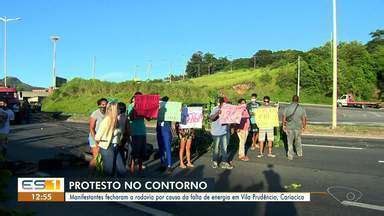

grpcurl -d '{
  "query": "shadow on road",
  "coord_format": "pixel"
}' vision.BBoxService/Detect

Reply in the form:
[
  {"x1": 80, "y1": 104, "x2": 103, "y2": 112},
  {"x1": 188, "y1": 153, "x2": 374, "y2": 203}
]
[{"x1": 263, "y1": 164, "x2": 298, "y2": 216}]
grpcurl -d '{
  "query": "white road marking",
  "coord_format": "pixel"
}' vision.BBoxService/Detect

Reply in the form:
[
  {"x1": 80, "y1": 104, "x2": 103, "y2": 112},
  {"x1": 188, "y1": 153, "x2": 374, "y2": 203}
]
[
  {"x1": 303, "y1": 144, "x2": 363, "y2": 150},
  {"x1": 378, "y1": 161, "x2": 384, "y2": 163},
  {"x1": 341, "y1": 201, "x2": 384, "y2": 211}
]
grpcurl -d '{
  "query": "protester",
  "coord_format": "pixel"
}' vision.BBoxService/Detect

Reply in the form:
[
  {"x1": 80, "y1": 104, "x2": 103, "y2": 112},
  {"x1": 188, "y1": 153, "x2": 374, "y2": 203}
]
[
  {"x1": 0, "y1": 98, "x2": 15, "y2": 157},
  {"x1": 88, "y1": 98, "x2": 108, "y2": 172},
  {"x1": 283, "y1": 95, "x2": 307, "y2": 160},
  {"x1": 157, "y1": 96, "x2": 173, "y2": 174},
  {"x1": 210, "y1": 97, "x2": 233, "y2": 169},
  {"x1": 236, "y1": 99, "x2": 250, "y2": 161},
  {"x1": 95, "y1": 102, "x2": 127, "y2": 177},
  {"x1": 257, "y1": 96, "x2": 276, "y2": 158},
  {"x1": 247, "y1": 93, "x2": 260, "y2": 150},
  {"x1": 176, "y1": 122, "x2": 195, "y2": 169},
  {"x1": 21, "y1": 98, "x2": 31, "y2": 124},
  {"x1": 117, "y1": 102, "x2": 131, "y2": 165},
  {"x1": 127, "y1": 92, "x2": 147, "y2": 174}
]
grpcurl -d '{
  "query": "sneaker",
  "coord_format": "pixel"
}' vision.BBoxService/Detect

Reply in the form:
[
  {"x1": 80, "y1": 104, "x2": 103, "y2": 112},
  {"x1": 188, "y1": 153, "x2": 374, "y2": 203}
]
[
  {"x1": 211, "y1": 162, "x2": 218, "y2": 169},
  {"x1": 287, "y1": 156, "x2": 293, "y2": 160},
  {"x1": 267, "y1": 154, "x2": 276, "y2": 158},
  {"x1": 220, "y1": 162, "x2": 233, "y2": 170},
  {"x1": 226, "y1": 163, "x2": 234, "y2": 170},
  {"x1": 257, "y1": 154, "x2": 264, "y2": 158},
  {"x1": 297, "y1": 153, "x2": 303, "y2": 157}
]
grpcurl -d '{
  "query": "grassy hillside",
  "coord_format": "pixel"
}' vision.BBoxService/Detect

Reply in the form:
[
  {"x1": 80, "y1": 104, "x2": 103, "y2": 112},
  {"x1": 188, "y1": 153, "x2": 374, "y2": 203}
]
[{"x1": 42, "y1": 65, "x2": 331, "y2": 115}]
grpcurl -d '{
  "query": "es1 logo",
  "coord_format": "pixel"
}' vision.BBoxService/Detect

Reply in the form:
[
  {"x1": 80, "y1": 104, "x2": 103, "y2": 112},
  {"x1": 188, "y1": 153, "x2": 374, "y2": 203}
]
[{"x1": 18, "y1": 178, "x2": 64, "y2": 192}]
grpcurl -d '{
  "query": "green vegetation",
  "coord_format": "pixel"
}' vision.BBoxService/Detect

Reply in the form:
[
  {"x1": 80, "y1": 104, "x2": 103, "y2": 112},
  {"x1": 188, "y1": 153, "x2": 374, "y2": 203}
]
[{"x1": 43, "y1": 29, "x2": 384, "y2": 115}]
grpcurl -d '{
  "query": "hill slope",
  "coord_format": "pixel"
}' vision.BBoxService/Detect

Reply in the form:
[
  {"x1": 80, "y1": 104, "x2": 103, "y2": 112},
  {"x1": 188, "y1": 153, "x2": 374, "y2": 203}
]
[
  {"x1": 42, "y1": 65, "x2": 331, "y2": 114},
  {"x1": 0, "y1": 77, "x2": 44, "y2": 91}
]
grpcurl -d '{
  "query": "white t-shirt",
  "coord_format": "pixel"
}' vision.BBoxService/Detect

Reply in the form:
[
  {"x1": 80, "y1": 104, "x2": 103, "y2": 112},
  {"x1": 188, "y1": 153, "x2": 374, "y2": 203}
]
[{"x1": 0, "y1": 108, "x2": 15, "y2": 135}]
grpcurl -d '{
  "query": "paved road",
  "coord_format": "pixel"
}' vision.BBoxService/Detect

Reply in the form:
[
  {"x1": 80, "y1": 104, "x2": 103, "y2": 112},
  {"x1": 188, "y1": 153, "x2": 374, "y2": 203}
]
[
  {"x1": 3, "y1": 121, "x2": 384, "y2": 216},
  {"x1": 278, "y1": 104, "x2": 384, "y2": 126}
]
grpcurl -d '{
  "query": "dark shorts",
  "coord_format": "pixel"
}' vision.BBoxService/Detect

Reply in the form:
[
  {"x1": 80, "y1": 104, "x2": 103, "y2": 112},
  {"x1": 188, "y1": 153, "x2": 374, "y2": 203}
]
[
  {"x1": 131, "y1": 135, "x2": 146, "y2": 159},
  {"x1": 250, "y1": 124, "x2": 259, "y2": 133}
]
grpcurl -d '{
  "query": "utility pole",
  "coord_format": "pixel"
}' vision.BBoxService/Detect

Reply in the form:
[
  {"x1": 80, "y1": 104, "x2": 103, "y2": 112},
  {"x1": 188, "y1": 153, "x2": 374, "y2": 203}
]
[
  {"x1": 51, "y1": 36, "x2": 60, "y2": 89},
  {"x1": 297, "y1": 56, "x2": 301, "y2": 96},
  {"x1": 332, "y1": 0, "x2": 338, "y2": 129},
  {"x1": 134, "y1": 65, "x2": 138, "y2": 81},
  {"x1": 253, "y1": 56, "x2": 256, "y2": 69},
  {"x1": 0, "y1": 16, "x2": 21, "y2": 87},
  {"x1": 146, "y1": 61, "x2": 152, "y2": 80},
  {"x1": 169, "y1": 63, "x2": 173, "y2": 83},
  {"x1": 92, "y1": 56, "x2": 96, "y2": 79}
]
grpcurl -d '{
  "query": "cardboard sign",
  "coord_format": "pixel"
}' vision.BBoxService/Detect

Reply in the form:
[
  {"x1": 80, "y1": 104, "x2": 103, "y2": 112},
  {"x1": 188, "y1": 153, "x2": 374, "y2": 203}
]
[
  {"x1": 180, "y1": 107, "x2": 203, "y2": 129},
  {"x1": 134, "y1": 94, "x2": 160, "y2": 119},
  {"x1": 219, "y1": 104, "x2": 245, "y2": 124},
  {"x1": 163, "y1": 101, "x2": 182, "y2": 122},
  {"x1": 254, "y1": 107, "x2": 279, "y2": 129}
]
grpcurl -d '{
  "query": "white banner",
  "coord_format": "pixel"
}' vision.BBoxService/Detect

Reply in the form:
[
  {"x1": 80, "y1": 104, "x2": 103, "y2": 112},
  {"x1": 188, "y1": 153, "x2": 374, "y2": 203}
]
[
  {"x1": 180, "y1": 107, "x2": 203, "y2": 129},
  {"x1": 65, "y1": 192, "x2": 310, "y2": 202}
]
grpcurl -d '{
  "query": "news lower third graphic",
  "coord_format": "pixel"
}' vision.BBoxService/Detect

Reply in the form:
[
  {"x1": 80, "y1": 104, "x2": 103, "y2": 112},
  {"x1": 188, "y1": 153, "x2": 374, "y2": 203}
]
[
  {"x1": 18, "y1": 178, "x2": 65, "y2": 202},
  {"x1": 17, "y1": 178, "x2": 313, "y2": 202}
]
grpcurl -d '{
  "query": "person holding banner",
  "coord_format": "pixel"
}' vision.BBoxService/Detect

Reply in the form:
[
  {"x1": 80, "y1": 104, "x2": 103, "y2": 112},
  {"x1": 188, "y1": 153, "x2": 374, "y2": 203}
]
[
  {"x1": 127, "y1": 92, "x2": 147, "y2": 174},
  {"x1": 257, "y1": 96, "x2": 277, "y2": 158},
  {"x1": 283, "y1": 95, "x2": 307, "y2": 160},
  {"x1": 236, "y1": 99, "x2": 250, "y2": 161},
  {"x1": 247, "y1": 93, "x2": 260, "y2": 150},
  {"x1": 156, "y1": 96, "x2": 174, "y2": 174},
  {"x1": 209, "y1": 97, "x2": 233, "y2": 170}
]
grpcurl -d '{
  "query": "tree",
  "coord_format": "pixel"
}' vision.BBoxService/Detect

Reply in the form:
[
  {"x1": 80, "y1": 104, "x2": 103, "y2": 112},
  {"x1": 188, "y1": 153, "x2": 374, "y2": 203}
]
[
  {"x1": 253, "y1": 50, "x2": 274, "y2": 67},
  {"x1": 186, "y1": 51, "x2": 203, "y2": 78},
  {"x1": 367, "y1": 29, "x2": 384, "y2": 52},
  {"x1": 338, "y1": 41, "x2": 376, "y2": 99}
]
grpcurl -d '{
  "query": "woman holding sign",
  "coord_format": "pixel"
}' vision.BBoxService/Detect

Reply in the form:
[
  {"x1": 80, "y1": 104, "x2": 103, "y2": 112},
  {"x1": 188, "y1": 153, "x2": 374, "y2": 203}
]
[
  {"x1": 176, "y1": 105, "x2": 195, "y2": 168},
  {"x1": 236, "y1": 99, "x2": 250, "y2": 161},
  {"x1": 127, "y1": 92, "x2": 147, "y2": 175}
]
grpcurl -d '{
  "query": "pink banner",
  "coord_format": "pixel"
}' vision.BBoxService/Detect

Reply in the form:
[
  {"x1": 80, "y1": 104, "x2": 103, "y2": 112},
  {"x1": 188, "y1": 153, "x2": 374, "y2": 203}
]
[
  {"x1": 219, "y1": 104, "x2": 245, "y2": 124},
  {"x1": 134, "y1": 94, "x2": 160, "y2": 119}
]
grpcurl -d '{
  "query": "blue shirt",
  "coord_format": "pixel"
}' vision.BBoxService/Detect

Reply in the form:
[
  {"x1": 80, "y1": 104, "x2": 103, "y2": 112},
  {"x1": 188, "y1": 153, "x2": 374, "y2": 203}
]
[{"x1": 210, "y1": 106, "x2": 228, "y2": 136}]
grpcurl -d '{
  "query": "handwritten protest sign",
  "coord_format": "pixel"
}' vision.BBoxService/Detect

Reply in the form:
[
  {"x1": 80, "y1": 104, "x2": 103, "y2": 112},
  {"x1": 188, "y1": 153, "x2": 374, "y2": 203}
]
[
  {"x1": 180, "y1": 107, "x2": 203, "y2": 129},
  {"x1": 254, "y1": 107, "x2": 279, "y2": 129},
  {"x1": 134, "y1": 94, "x2": 160, "y2": 119},
  {"x1": 163, "y1": 101, "x2": 182, "y2": 122},
  {"x1": 219, "y1": 104, "x2": 245, "y2": 124}
]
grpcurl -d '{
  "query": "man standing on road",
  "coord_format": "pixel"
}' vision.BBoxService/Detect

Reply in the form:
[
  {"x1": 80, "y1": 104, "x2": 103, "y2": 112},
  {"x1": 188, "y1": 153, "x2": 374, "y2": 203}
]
[
  {"x1": 257, "y1": 96, "x2": 276, "y2": 158},
  {"x1": 0, "y1": 98, "x2": 15, "y2": 157},
  {"x1": 283, "y1": 95, "x2": 307, "y2": 160},
  {"x1": 247, "y1": 93, "x2": 260, "y2": 150},
  {"x1": 210, "y1": 97, "x2": 233, "y2": 170},
  {"x1": 88, "y1": 98, "x2": 108, "y2": 172}
]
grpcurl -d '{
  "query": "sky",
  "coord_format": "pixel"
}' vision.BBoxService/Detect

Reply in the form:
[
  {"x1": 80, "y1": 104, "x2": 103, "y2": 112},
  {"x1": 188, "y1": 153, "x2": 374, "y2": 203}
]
[{"x1": 0, "y1": 0, "x2": 383, "y2": 88}]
